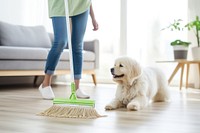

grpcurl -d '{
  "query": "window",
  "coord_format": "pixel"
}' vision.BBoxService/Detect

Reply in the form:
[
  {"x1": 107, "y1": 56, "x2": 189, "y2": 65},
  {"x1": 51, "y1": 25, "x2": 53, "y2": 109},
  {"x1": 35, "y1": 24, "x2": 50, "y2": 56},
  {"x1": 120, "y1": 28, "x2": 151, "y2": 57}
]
[
  {"x1": 85, "y1": 0, "x2": 188, "y2": 84},
  {"x1": 85, "y1": 0, "x2": 120, "y2": 83}
]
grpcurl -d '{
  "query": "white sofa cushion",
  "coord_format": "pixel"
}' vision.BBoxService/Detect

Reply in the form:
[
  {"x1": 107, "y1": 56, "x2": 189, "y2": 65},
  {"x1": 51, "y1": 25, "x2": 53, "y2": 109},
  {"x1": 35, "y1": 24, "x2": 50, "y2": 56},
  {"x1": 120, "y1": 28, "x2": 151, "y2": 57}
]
[
  {"x1": 0, "y1": 46, "x2": 48, "y2": 60},
  {"x1": 0, "y1": 46, "x2": 95, "y2": 62},
  {"x1": 0, "y1": 21, "x2": 51, "y2": 48}
]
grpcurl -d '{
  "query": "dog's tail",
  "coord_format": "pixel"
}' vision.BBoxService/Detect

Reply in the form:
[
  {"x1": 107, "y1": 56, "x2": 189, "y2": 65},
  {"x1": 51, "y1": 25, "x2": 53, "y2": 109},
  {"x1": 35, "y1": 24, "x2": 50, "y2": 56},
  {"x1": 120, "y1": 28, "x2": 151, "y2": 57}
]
[{"x1": 152, "y1": 68, "x2": 170, "y2": 102}]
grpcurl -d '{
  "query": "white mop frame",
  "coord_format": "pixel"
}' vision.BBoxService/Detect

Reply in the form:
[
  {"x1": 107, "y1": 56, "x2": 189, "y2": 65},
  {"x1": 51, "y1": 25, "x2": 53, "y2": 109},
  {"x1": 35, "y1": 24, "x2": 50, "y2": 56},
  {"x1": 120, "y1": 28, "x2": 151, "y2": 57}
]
[{"x1": 64, "y1": 0, "x2": 74, "y2": 82}]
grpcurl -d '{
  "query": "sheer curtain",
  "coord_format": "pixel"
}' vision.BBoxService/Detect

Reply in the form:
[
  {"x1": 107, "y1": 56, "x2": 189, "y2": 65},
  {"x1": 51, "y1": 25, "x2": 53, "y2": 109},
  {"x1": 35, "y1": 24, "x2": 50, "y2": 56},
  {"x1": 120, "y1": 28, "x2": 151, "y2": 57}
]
[
  {"x1": 84, "y1": 0, "x2": 121, "y2": 83},
  {"x1": 126, "y1": 0, "x2": 189, "y2": 86},
  {"x1": 85, "y1": 0, "x2": 190, "y2": 85},
  {"x1": 22, "y1": 0, "x2": 52, "y2": 32},
  {"x1": 0, "y1": 0, "x2": 26, "y2": 24},
  {"x1": 0, "y1": 0, "x2": 51, "y2": 30}
]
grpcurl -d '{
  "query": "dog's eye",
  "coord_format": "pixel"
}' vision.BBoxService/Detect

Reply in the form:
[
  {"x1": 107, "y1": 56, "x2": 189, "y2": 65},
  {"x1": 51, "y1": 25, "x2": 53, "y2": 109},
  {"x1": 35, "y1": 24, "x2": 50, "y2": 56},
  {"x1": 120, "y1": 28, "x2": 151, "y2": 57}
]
[{"x1": 119, "y1": 64, "x2": 123, "y2": 67}]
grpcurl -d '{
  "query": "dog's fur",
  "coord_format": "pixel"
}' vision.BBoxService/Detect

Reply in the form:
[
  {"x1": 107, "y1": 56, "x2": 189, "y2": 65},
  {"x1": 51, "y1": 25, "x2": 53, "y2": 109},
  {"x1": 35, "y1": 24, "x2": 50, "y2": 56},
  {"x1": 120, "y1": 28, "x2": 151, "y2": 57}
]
[{"x1": 105, "y1": 57, "x2": 170, "y2": 111}]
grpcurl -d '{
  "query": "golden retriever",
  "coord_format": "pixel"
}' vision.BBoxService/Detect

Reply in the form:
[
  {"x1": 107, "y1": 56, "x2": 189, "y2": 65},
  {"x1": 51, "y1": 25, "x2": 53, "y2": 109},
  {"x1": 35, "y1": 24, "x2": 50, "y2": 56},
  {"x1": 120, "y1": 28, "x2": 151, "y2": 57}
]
[{"x1": 105, "y1": 56, "x2": 170, "y2": 111}]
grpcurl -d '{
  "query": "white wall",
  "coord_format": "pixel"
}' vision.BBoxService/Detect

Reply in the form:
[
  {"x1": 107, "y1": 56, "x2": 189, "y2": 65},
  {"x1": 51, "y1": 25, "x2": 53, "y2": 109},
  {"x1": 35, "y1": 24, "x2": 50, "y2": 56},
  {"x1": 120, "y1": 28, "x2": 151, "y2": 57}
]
[
  {"x1": 0, "y1": 0, "x2": 25, "y2": 24},
  {"x1": 188, "y1": 0, "x2": 200, "y2": 88},
  {"x1": 0, "y1": 0, "x2": 52, "y2": 31},
  {"x1": 188, "y1": 0, "x2": 200, "y2": 48},
  {"x1": 127, "y1": 0, "x2": 188, "y2": 66}
]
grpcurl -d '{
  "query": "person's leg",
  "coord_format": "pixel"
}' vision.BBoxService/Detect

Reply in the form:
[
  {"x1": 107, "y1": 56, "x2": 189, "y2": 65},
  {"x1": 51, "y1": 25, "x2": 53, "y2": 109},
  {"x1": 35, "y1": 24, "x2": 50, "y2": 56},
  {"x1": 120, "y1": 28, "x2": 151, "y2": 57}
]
[
  {"x1": 71, "y1": 9, "x2": 90, "y2": 98},
  {"x1": 42, "y1": 74, "x2": 52, "y2": 87},
  {"x1": 39, "y1": 17, "x2": 68, "y2": 99},
  {"x1": 44, "y1": 17, "x2": 67, "y2": 77}
]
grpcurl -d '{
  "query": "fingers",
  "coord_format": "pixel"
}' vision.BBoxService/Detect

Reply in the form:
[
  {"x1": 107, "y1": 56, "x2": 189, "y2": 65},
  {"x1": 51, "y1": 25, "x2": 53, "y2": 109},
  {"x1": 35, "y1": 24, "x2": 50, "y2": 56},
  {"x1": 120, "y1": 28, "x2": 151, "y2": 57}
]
[
  {"x1": 93, "y1": 24, "x2": 99, "y2": 31},
  {"x1": 92, "y1": 20, "x2": 99, "y2": 31}
]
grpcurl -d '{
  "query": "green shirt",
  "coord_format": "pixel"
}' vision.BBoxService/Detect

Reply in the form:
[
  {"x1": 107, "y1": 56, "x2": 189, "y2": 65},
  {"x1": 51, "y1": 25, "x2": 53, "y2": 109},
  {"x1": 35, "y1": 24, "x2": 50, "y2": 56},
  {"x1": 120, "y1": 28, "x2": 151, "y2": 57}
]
[{"x1": 48, "y1": 0, "x2": 91, "y2": 17}]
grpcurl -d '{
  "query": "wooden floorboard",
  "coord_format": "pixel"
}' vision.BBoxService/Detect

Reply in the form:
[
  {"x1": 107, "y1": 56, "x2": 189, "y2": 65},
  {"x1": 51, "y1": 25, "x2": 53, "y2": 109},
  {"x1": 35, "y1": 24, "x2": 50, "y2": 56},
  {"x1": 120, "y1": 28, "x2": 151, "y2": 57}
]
[{"x1": 0, "y1": 84, "x2": 200, "y2": 133}]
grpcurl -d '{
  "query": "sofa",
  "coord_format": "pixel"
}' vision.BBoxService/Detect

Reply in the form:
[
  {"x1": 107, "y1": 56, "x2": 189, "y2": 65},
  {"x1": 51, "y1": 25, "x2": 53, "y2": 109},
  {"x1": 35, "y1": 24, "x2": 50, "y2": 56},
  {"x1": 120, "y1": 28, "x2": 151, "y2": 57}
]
[{"x1": 0, "y1": 21, "x2": 99, "y2": 85}]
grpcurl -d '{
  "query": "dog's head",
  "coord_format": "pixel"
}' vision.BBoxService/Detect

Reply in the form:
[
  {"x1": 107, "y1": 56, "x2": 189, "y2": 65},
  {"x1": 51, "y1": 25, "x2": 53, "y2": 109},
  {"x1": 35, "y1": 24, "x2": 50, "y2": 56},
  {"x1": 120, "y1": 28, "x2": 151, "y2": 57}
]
[{"x1": 110, "y1": 57, "x2": 142, "y2": 85}]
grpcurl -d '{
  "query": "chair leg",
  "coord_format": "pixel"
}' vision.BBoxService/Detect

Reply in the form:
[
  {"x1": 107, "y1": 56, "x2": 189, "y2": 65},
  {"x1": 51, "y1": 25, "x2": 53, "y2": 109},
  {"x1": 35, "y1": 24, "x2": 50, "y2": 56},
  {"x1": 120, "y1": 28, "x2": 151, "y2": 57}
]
[
  {"x1": 33, "y1": 76, "x2": 38, "y2": 86},
  {"x1": 91, "y1": 74, "x2": 97, "y2": 86}
]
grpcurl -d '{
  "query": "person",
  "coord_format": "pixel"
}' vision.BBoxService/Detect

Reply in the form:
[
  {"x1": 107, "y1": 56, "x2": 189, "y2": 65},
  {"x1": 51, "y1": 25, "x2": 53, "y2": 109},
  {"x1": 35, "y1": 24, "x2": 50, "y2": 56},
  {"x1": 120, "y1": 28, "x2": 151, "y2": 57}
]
[{"x1": 39, "y1": 0, "x2": 98, "y2": 100}]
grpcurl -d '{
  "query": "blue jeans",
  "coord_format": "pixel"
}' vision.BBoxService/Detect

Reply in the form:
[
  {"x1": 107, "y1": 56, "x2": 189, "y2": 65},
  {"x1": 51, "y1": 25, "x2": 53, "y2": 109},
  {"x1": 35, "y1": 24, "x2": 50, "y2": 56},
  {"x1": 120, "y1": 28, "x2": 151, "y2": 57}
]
[{"x1": 45, "y1": 10, "x2": 89, "y2": 80}]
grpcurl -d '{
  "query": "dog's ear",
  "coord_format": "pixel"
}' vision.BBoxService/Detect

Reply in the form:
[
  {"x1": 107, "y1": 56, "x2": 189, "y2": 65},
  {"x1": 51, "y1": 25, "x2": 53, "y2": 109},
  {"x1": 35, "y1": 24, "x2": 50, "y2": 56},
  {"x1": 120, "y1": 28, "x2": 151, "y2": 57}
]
[{"x1": 127, "y1": 60, "x2": 142, "y2": 85}]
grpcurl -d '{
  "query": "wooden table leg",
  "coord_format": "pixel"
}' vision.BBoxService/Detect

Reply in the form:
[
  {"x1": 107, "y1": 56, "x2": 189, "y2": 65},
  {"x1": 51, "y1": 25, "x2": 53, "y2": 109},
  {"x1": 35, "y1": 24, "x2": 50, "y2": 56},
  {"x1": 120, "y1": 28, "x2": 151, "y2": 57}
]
[
  {"x1": 91, "y1": 74, "x2": 97, "y2": 86},
  {"x1": 180, "y1": 63, "x2": 185, "y2": 90},
  {"x1": 168, "y1": 63, "x2": 182, "y2": 84},
  {"x1": 186, "y1": 63, "x2": 190, "y2": 89},
  {"x1": 199, "y1": 63, "x2": 200, "y2": 80}
]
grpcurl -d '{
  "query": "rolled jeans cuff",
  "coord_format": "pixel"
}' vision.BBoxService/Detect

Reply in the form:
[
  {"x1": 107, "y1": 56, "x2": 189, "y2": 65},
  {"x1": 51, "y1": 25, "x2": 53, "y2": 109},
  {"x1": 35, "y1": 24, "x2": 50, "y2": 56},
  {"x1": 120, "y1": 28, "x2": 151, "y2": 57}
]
[
  {"x1": 45, "y1": 70, "x2": 54, "y2": 75},
  {"x1": 74, "y1": 74, "x2": 81, "y2": 80}
]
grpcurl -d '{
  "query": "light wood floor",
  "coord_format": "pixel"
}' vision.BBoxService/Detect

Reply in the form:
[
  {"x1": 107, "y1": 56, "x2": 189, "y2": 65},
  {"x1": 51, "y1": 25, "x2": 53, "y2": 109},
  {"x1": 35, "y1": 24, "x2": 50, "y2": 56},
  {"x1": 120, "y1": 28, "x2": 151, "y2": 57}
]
[{"x1": 0, "y1": 84, "x2": 200, "y2": 133}]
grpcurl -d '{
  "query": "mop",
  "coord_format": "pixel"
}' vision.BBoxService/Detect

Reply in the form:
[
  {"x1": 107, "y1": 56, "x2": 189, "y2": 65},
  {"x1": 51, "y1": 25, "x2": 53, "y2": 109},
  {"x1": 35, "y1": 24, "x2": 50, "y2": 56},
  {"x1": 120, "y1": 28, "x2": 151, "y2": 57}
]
[{"x1": 38, "y1": 0, "x2": 105, "y2": 119}]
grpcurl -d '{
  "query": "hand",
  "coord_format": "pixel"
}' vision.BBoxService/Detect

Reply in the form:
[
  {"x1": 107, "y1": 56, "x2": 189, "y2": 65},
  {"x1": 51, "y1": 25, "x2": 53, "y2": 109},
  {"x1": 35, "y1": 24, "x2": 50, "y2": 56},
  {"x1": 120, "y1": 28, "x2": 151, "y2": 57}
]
[
  {"x1": 90, "y1": 4, "x2": 99, "y2": 31},
  {"x1": 92, "y1": 19, "x2": 99, "y2": 31}
]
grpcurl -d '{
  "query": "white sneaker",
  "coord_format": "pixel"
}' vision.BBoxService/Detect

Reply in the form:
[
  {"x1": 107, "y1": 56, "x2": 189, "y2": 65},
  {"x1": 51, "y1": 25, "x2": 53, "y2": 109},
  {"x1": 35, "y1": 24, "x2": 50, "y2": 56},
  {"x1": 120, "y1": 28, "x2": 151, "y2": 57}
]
[
  {"x1": 76, "y1": 89, "x2": 90, "y2": 99},
  {"x1": 38, "y1": 84, "x2": 55, "y2": 100}
]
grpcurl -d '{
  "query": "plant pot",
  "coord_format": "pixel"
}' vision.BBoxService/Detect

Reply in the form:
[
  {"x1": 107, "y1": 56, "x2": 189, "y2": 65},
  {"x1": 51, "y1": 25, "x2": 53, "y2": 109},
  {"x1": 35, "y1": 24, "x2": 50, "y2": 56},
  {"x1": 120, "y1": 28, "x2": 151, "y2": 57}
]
[
  {"x1": 191, "y1": 47, "x2": 200, "y2": 60},
  {"x1": 173, "y1": 46, "x2": 188, "y2": 59}
]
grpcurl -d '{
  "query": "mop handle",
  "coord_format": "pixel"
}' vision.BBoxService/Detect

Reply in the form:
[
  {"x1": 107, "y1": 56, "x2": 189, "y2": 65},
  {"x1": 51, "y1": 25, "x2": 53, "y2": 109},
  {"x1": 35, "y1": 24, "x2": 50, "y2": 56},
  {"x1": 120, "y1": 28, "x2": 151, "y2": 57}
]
[{"x1": 64, "y1": 0, "x2": 74, "y2": 82}]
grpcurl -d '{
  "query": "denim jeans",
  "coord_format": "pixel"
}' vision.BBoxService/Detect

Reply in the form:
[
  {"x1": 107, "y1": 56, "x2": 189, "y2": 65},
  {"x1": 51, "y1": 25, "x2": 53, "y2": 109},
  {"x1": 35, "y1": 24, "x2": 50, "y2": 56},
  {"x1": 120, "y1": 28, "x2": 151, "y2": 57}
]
[{"x1": 45, "y1": 9, "x2": 89, "y2": 80}]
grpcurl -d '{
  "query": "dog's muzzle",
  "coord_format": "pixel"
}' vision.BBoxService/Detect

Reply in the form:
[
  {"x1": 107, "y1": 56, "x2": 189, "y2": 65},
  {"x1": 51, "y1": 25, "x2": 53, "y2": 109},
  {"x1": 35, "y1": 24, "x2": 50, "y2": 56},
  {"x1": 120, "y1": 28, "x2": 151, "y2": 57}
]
[{"x1": 110, "y1": 68, "x2": 124, "y2": 78}]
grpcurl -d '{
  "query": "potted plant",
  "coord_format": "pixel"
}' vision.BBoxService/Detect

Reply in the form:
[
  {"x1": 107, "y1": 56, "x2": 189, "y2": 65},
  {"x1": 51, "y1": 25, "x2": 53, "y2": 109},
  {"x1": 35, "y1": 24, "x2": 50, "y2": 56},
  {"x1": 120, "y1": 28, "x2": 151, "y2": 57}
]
[
  {"x1": 162, "y1": 19, "x2": 191, "y2": 59},
  {"x1": 185, "y1": 16, "x2": 200, "y2": 60}
]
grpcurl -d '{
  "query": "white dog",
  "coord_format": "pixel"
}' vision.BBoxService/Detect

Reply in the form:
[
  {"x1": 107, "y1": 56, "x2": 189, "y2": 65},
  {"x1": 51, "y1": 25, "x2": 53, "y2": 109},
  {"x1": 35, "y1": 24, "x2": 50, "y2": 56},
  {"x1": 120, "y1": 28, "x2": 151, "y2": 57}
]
[{"x1": 105, "y1": 57, "x2": 170, "y2": 111}]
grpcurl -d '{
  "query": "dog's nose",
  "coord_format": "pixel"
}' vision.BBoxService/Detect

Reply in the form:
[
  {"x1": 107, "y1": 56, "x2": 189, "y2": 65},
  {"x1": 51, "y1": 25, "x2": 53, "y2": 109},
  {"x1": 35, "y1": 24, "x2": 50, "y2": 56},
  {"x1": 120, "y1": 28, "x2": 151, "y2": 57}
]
[{"x1": 110, "y1": 68, "x2": 114, "y2": 75}]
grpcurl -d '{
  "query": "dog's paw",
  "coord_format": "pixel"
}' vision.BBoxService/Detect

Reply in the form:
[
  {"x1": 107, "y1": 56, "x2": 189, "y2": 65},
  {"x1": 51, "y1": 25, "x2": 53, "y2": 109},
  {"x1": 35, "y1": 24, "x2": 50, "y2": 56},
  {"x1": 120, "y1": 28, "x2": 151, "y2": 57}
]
[
  {"x1": 127, "y1": 102, "x2": 140, "y2": 111},
  {"x1": 105, "y1": 104, "x2": 115, "y2": 110}
]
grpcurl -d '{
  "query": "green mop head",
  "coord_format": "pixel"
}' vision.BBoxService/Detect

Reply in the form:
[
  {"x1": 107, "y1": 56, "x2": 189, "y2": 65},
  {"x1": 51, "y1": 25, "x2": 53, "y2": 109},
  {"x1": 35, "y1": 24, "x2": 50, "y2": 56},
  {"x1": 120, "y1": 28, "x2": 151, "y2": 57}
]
[{"x1": 38, "y1": 83, "x2": 106, "y2": 119}]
